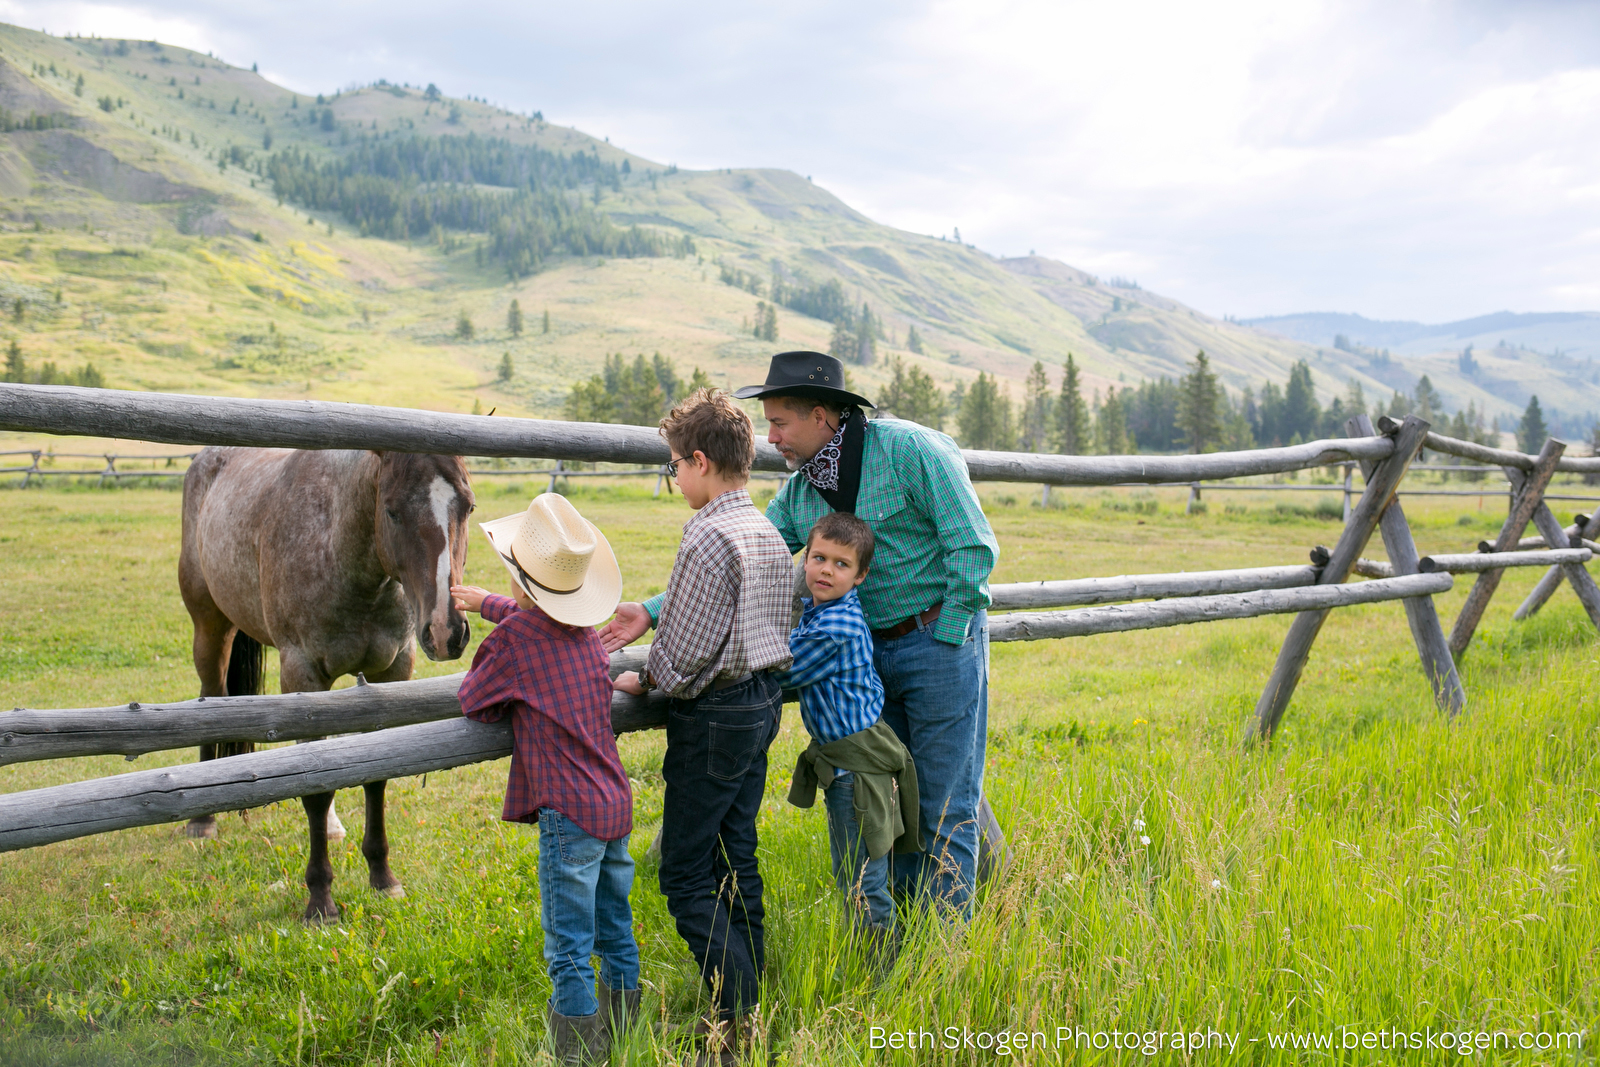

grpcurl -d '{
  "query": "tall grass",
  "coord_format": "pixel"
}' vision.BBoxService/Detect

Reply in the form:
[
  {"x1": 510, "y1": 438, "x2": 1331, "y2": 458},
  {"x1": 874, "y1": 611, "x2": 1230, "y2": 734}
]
[{"x1": 0, "y1": 485, "x2": 1594, "y2": 1064}]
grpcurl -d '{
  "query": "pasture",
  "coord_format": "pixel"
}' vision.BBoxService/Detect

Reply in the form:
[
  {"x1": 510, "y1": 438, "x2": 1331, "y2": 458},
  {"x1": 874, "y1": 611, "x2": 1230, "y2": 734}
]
[{"x1": 1, "y1": 478, "x2": 1595, "y2": 1065}]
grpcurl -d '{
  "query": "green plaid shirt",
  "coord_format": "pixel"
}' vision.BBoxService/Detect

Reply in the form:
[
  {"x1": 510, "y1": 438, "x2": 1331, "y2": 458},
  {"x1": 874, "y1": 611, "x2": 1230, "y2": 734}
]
[{"x1": 766, "y1": 417, "x2": 998, "y2": 645}]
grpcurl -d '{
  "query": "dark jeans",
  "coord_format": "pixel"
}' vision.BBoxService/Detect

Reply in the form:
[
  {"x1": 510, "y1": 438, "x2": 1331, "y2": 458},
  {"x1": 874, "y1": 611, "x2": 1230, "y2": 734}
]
[
  {"x1": 659, "y1": 672, "x2": 782, "y2": 1019},
  {"x1": 875, "y1": 609, "x2": 988, "y2": 920}
]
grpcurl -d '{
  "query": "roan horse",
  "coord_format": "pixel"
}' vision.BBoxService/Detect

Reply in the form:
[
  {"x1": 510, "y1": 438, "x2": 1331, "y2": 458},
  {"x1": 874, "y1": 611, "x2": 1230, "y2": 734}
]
[{"x1": 179, "y1": 447, "x2": 475, "y2": 921}]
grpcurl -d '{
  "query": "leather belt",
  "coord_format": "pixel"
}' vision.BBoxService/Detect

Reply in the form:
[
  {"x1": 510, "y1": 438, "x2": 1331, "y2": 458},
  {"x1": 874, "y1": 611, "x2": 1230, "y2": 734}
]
[
  {"x1": 871, "y1": 603, "x2": 941, "y2": 642},
  {"x1": 710, "y1": 671, "x2": 754, "y2": 692}
]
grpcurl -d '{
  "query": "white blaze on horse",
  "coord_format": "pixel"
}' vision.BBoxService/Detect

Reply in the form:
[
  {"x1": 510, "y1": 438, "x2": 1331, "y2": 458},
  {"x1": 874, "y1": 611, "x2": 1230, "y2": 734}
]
[{"x1": 178, "y1": 447, "x2": 475, "y2": 922}]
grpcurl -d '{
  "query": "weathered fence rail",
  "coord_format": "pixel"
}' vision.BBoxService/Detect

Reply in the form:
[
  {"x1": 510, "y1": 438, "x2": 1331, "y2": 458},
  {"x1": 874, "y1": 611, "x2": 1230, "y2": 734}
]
[{"x1": 0, "y1": 384, "x2": 1399, "y2": 485}]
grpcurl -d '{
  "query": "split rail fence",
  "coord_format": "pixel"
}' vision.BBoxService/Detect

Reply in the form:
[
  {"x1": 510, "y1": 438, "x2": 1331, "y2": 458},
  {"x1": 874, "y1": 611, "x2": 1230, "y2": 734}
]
[{"x1": 2, "y1": 385, "x2": 1598, "y2": 855}]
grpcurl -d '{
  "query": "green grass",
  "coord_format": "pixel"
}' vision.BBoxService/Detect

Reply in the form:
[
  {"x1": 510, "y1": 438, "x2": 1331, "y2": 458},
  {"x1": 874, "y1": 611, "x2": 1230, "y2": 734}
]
[{"x1": 0, "y1": 484, "x2": 1596, "y2": 1064}]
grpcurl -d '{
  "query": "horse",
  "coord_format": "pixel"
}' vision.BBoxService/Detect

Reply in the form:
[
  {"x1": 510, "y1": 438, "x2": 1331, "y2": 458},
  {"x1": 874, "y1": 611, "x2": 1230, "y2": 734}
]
[{"x1": 178, "y1": 447, "x2": 475, "y2": 922}]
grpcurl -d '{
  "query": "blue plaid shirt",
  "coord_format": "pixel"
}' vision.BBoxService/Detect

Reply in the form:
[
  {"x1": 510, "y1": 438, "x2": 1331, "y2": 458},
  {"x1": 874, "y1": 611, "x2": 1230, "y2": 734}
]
[{"x1": 776, "y1": 590, "x2": 884, "y2": 744}]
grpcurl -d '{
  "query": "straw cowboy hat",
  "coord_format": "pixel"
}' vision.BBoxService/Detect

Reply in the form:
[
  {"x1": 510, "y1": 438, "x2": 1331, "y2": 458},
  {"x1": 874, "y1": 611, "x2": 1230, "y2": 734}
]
[{"x1": 479, "y1": 493, "x2": 622, "y2": 627}]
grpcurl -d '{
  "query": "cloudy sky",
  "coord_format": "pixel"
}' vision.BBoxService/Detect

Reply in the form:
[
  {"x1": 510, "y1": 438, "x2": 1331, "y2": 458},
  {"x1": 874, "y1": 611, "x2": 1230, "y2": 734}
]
[{"x1": 4, "y1": 0, "x2": 1597, "y2": 323}]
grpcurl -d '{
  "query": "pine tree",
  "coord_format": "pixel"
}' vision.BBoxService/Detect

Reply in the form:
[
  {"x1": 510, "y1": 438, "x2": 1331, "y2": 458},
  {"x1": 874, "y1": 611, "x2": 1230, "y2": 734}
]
[
  {"x1": 1518, "y1": 395, "x2": 1549, "y2": 453},
  {"x1": 752, "y1": 301, "x2": 778, "y2": 342},
  {"x1": 958, "y1": 372, "x2": 1012, "y2": 450},
  {"x1": 1175, "y1": 350, "x2": 1222, "y2": 453},
  {"x1": 1283, "y1": 360, "x2": 1319, "y2": 442},
  {"x1": 1054, "y1": 353, "x2": 1090, "y2": 454},
  {"x1": 1096, "y1": 388, "x2": 1129, "y2": 455},
  {"x1": 854, "y1": 303, "x2": 877, "y2": 366},
  {"x1": 877, "y1": 356, "x2": 946, "y2": 429},
  {"x1": 542, "y1": 309, "x2": 551, "y2": 334},
  {"x1": 906, "y1": 325, "x2": 924, "y2": 354},
  {"x1": 498, "y1": 352, "x2": 513, "y2": 382},
  {"x1": 828, "y1": 320, "x2": 853, "y2": 363},
  {"x1": 1412, "y1": 374, "x2": 1444, "y2": 423},
  {"x1": 1019, "y1": 361, "x2": 1052, "y2": 452},
  {"x1": 507, "y1": 299, "x2": 523, "y2": 337},
  {"x1": 4, "y1": 340, "x2": 23, "y2": 382},
  {"x1": 1344, "y1": 378, "x2": 1367, "y2": 423},
  {"x1": 454, "y1": 310, "x2": 474, "y2": 340},
  {"x1": 686, "y1": 366, "x2": 714, "y2": 393},
  {"x1": 564, "y1": 375, "x2": 613, "y2": 422}
]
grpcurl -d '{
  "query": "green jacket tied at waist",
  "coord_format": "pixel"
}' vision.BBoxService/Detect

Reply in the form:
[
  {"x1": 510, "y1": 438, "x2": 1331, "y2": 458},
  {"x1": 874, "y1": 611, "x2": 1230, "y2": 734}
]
[{"x1": 787, "y1": 720, "x2": 923, "y2": 860}]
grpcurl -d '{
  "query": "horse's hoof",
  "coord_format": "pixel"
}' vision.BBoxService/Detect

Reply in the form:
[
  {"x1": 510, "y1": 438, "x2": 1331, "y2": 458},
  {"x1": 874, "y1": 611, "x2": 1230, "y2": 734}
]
[
  {"x1": 326, "y1": 828, "x2": 347, "y2": 842},
  {"x1": 183, "y1": 819, "x2": 217, "y2": 840},
  {"x1": 376, "y1": 884, "x2": 406, "y2": 900},
  {"x1": 302, "y1": 903, "x2": 341, "y2": 925}
]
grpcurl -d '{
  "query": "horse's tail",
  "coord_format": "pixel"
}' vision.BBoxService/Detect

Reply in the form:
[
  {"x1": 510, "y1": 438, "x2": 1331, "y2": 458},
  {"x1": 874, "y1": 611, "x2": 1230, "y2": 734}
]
[
  {"x1": 227, "y1": 631, "x2": 264, "y2": 696},
  {"x1": 218, "y1": 631, "x2": 263, "y2": 759}
]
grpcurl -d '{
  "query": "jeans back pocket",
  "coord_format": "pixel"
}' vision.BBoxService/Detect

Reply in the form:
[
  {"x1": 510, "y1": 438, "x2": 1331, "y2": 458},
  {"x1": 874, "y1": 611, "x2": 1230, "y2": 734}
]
[{"x1": 707, "y1": 718, "x2": 766, "y2": 782}]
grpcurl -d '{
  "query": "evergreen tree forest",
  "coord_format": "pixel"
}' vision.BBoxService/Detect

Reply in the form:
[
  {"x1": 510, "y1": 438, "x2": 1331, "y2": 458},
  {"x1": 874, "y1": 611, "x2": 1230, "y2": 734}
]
[
  {"x1": 564, "y1": 353, "x2": 712, "y2": 426},
  {"x1": 266, "y1": 134, "x2": 694, "y2": 278}
]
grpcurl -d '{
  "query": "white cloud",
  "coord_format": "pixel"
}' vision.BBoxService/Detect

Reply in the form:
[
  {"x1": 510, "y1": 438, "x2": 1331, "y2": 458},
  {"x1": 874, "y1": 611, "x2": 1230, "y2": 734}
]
[{"x1": 1, "y1": 0, "x2": 1596, "y2": 322}]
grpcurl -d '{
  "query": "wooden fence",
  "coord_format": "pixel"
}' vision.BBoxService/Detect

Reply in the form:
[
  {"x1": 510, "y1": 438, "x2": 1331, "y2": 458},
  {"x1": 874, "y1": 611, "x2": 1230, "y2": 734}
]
[{"x1": 2, "y1": 385, "x2": 1597, "y2": 854}]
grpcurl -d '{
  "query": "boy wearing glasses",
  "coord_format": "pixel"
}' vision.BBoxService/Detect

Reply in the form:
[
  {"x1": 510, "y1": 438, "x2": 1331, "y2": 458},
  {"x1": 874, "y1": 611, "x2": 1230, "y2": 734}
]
[{"x1": 602, "y1": 388, "x2": 793, "y2": 1064}]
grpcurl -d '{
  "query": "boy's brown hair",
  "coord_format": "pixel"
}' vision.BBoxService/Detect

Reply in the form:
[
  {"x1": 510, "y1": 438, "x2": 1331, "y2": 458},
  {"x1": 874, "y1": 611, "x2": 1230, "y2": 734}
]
[
  {"x1": 806, "y1": 511, "x2": 875, "y2": 574},
  {"x1": 660, "y1": 388, "x2": 755, "y2": 478}
]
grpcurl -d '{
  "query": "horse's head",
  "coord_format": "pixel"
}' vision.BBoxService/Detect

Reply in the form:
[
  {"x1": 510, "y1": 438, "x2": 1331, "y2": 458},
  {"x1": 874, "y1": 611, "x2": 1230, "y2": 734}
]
[{"x1": 373, "y1": 452, "x2": 475, "y2": 661}]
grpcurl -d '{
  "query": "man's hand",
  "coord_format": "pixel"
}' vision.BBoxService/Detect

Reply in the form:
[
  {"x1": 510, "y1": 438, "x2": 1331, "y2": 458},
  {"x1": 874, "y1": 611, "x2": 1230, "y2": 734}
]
[
  {"x1": 612, "y1": 671, "x2": 646, "y2": 696},
  {"x1": 450, "y1": 584, "x2": 491, "y2": 614},
  {"x1": 599, "y1": 602, "x2": 651, "y2": 652}
]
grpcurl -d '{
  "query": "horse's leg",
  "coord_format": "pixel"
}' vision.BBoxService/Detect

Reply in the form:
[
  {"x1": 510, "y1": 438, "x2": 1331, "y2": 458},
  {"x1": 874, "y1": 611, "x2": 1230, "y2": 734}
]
[
  {"x1": 361, "y1": 781, "x2": 403, "y2": 898},
  {"x1": 300, "y1": 791, "x2": 338, "y2": 923},
  {"x1": 281, "y1": 649, "x2": 341, "y2": 922},
  {"x1": 359, "y1": 648, "x2": 414, "y2": 899},
  {"x1": 183, "y1": 612, "x2": 232, "y2": 840}
]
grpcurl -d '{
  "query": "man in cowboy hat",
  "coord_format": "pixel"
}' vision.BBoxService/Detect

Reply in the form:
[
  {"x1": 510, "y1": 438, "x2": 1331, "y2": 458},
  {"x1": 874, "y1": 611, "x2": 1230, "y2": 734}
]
[
  {"x1": 450, "y1": 493, "x2": 638, "y2": 1066},
  {"x1": 739, "y1": 350, "x2": 998, "y2": 920}
]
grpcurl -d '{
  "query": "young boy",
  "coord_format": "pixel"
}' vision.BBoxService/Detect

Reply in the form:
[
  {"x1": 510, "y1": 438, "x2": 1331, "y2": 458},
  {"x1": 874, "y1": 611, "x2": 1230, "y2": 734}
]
[
  {"x1": 601, "y1": 388, "x2": 793, "y2": 1063},
  {"x1": 449, "y1": 491, "x2": 638, "y2": 1067},
  {"x1": 781, "y1": 512, "x2": 921, "y2": 969}
]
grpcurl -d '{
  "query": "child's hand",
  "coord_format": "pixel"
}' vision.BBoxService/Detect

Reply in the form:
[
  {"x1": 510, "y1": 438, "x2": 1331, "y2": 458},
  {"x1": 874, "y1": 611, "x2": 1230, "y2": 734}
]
[
  {"x1": 450, "y1": 585, "x2": 491, "y2": 614},
  {"x1": 612, "y1": 671, "x2": 646, "y2": 696}
]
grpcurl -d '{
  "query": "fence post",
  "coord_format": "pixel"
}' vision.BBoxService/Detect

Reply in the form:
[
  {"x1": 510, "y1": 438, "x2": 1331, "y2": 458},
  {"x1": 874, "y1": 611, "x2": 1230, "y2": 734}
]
[
  {"x1": 547, "y1": 459, "x2": 564, "y2": 495},
  {"x1": 1342, "y1": 463, "x2": 1354, "y2": 522},
  {"x1": 1514, "y1": 468, "x2": 1600, "y2": 632},
  {"x1": 1447, "y1": 438, "x2": 1564, "y2": 657},
  {"x1": 1514, "y1": 509, "x2": 1600, "y2": 621},
  {"x1": 1041, "y1": 483, "x2": 1051, "y2": 508},
  {"x1": 1245, "y1": 414, "x2": 1430, "y2": 745},
  {"x1": 1185, "y1": 481, "x2": 1200, "y2": 514},
  {"x1": 21, "y1": 450, "x2": 39, "y2": 488},
  {"x1": 1349, "y1": 415, "x2": 1465, "y2": 717},
  {"x1": 98, "y1": 453, "x2": 116, "y2": 489},
  {"x1": 653, "y1": 465, "x2": 665, "y2": 499}
]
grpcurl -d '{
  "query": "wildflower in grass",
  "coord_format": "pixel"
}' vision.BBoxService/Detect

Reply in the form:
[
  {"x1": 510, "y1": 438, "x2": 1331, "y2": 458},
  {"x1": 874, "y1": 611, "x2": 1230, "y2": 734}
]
[
  {"x1": 1140, "y1": 835, "x2": 1151, "y2": 846},
  {"x1": 1132, "y1": 817, "x2": 1146, "y2": 831}
]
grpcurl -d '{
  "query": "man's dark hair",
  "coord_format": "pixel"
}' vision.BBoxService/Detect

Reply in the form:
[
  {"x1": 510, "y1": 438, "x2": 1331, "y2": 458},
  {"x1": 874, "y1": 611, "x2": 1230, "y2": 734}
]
[
  {"x1": 806, "y1": 511, "x2": 875, "y2": 573},
  {"x1": 772, "y1": 393, "x2": 843, "y2": 420},
  {"x1": 659, "y1": 387, "x2": 754, "y2": 478}
]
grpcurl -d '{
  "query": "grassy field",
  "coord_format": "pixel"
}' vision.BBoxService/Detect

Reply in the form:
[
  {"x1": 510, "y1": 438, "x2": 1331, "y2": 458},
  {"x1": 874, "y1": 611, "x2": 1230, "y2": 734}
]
[{"x1": 0, "y1": 480, "x2": 1596, "y2": 1064}]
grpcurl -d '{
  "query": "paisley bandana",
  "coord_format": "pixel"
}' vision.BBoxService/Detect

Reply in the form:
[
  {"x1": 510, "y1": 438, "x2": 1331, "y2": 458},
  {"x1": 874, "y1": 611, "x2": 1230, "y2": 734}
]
[{"x1": 798, "y1": 407, "x2": 856, "y2": 492}]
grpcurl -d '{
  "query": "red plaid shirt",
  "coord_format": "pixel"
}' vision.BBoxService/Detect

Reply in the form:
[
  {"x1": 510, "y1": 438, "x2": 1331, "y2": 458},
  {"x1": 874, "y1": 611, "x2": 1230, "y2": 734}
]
[{"x1": 458, "y1": 594, "x2": 632, "y2": 841}]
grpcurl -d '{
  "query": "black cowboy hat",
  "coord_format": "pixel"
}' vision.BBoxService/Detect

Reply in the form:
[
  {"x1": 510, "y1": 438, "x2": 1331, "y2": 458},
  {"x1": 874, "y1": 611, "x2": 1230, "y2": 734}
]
[{"x1": 733, "y1": 351, "x2": 875, "y2": 409}]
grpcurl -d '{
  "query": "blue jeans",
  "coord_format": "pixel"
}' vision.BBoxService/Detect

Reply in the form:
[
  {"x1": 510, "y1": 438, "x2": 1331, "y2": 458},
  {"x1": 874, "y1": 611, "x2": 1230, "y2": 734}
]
[
  {"x1": 874, "y1": 609, "x2": 988, "y2": 920},
  {"x1": 822, "y1": 770, "x2": 895, "y2": 928},
  {"x1": 537, "y1": 808, "x2": 640, "y2": 1018}
]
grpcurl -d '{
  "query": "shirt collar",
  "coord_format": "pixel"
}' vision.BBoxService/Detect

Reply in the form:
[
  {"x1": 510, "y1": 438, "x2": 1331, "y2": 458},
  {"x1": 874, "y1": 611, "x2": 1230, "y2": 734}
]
[
  {"x1": 684, "y1": 487, "x2": 752, "y2": 532},
  {"x1": 801, "y1": 588, "x2": 859, "y2": 617}
]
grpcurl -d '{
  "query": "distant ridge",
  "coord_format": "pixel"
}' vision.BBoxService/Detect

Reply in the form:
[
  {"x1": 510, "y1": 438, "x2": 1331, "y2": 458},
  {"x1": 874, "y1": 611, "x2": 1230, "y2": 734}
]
[{"x1": 1245, "y1": 310, "x2": 1600, "y2": 359}]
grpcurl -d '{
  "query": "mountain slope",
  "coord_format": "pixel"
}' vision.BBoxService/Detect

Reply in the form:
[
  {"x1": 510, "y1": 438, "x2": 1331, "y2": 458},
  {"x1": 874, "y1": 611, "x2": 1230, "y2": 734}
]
[{"x1": 0, "y1": 22, "x2": 1585, "y2": 448}]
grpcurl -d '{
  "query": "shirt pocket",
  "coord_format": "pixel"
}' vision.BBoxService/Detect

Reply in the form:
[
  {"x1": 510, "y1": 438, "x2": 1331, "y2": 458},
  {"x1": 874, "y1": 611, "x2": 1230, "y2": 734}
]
[{"x1": 856, "y1": 486, "x2": 909, "y2": 526}]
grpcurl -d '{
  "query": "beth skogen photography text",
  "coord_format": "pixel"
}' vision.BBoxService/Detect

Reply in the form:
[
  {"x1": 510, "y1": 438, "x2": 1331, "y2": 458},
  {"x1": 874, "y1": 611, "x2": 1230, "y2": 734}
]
[{"x1": 0, "y1": 2, "x2": 1595, "y2": 1064}]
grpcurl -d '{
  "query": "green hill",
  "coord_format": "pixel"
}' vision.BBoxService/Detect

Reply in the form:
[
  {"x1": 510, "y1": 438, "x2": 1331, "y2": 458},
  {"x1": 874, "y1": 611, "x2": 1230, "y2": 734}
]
[{"x1": 0, "y1": 23, "x2": 1568, "y2": 453}]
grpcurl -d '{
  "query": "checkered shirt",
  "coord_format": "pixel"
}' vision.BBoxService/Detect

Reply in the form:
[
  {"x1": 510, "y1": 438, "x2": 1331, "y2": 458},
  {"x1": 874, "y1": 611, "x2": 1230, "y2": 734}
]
[
  {"x1": 458, "y1": 593, "x2": 632, "y2": 841},
  {"x1": 777, "y1": 590, "x2": 885, "y2": 744},
  {"x1": 644, "y1": 488, "x2": 795, "y2": 698}
]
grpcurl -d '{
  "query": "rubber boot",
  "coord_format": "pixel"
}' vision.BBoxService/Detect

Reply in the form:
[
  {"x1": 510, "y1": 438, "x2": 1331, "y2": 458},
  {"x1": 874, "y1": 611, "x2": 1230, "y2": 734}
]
[
  {"x1": 547, "y1": 1004, "x2": 609, "y2": 1066},
  {"x1": 598, "y1": 976, "x2": 642, "y2": 1037}
]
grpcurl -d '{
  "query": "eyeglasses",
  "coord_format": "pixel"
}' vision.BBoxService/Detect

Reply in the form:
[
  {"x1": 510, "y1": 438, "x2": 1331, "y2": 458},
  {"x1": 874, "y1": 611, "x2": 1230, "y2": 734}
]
[{"x1": 664, "y1": 455, "x2": 688, "y2": 478}]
